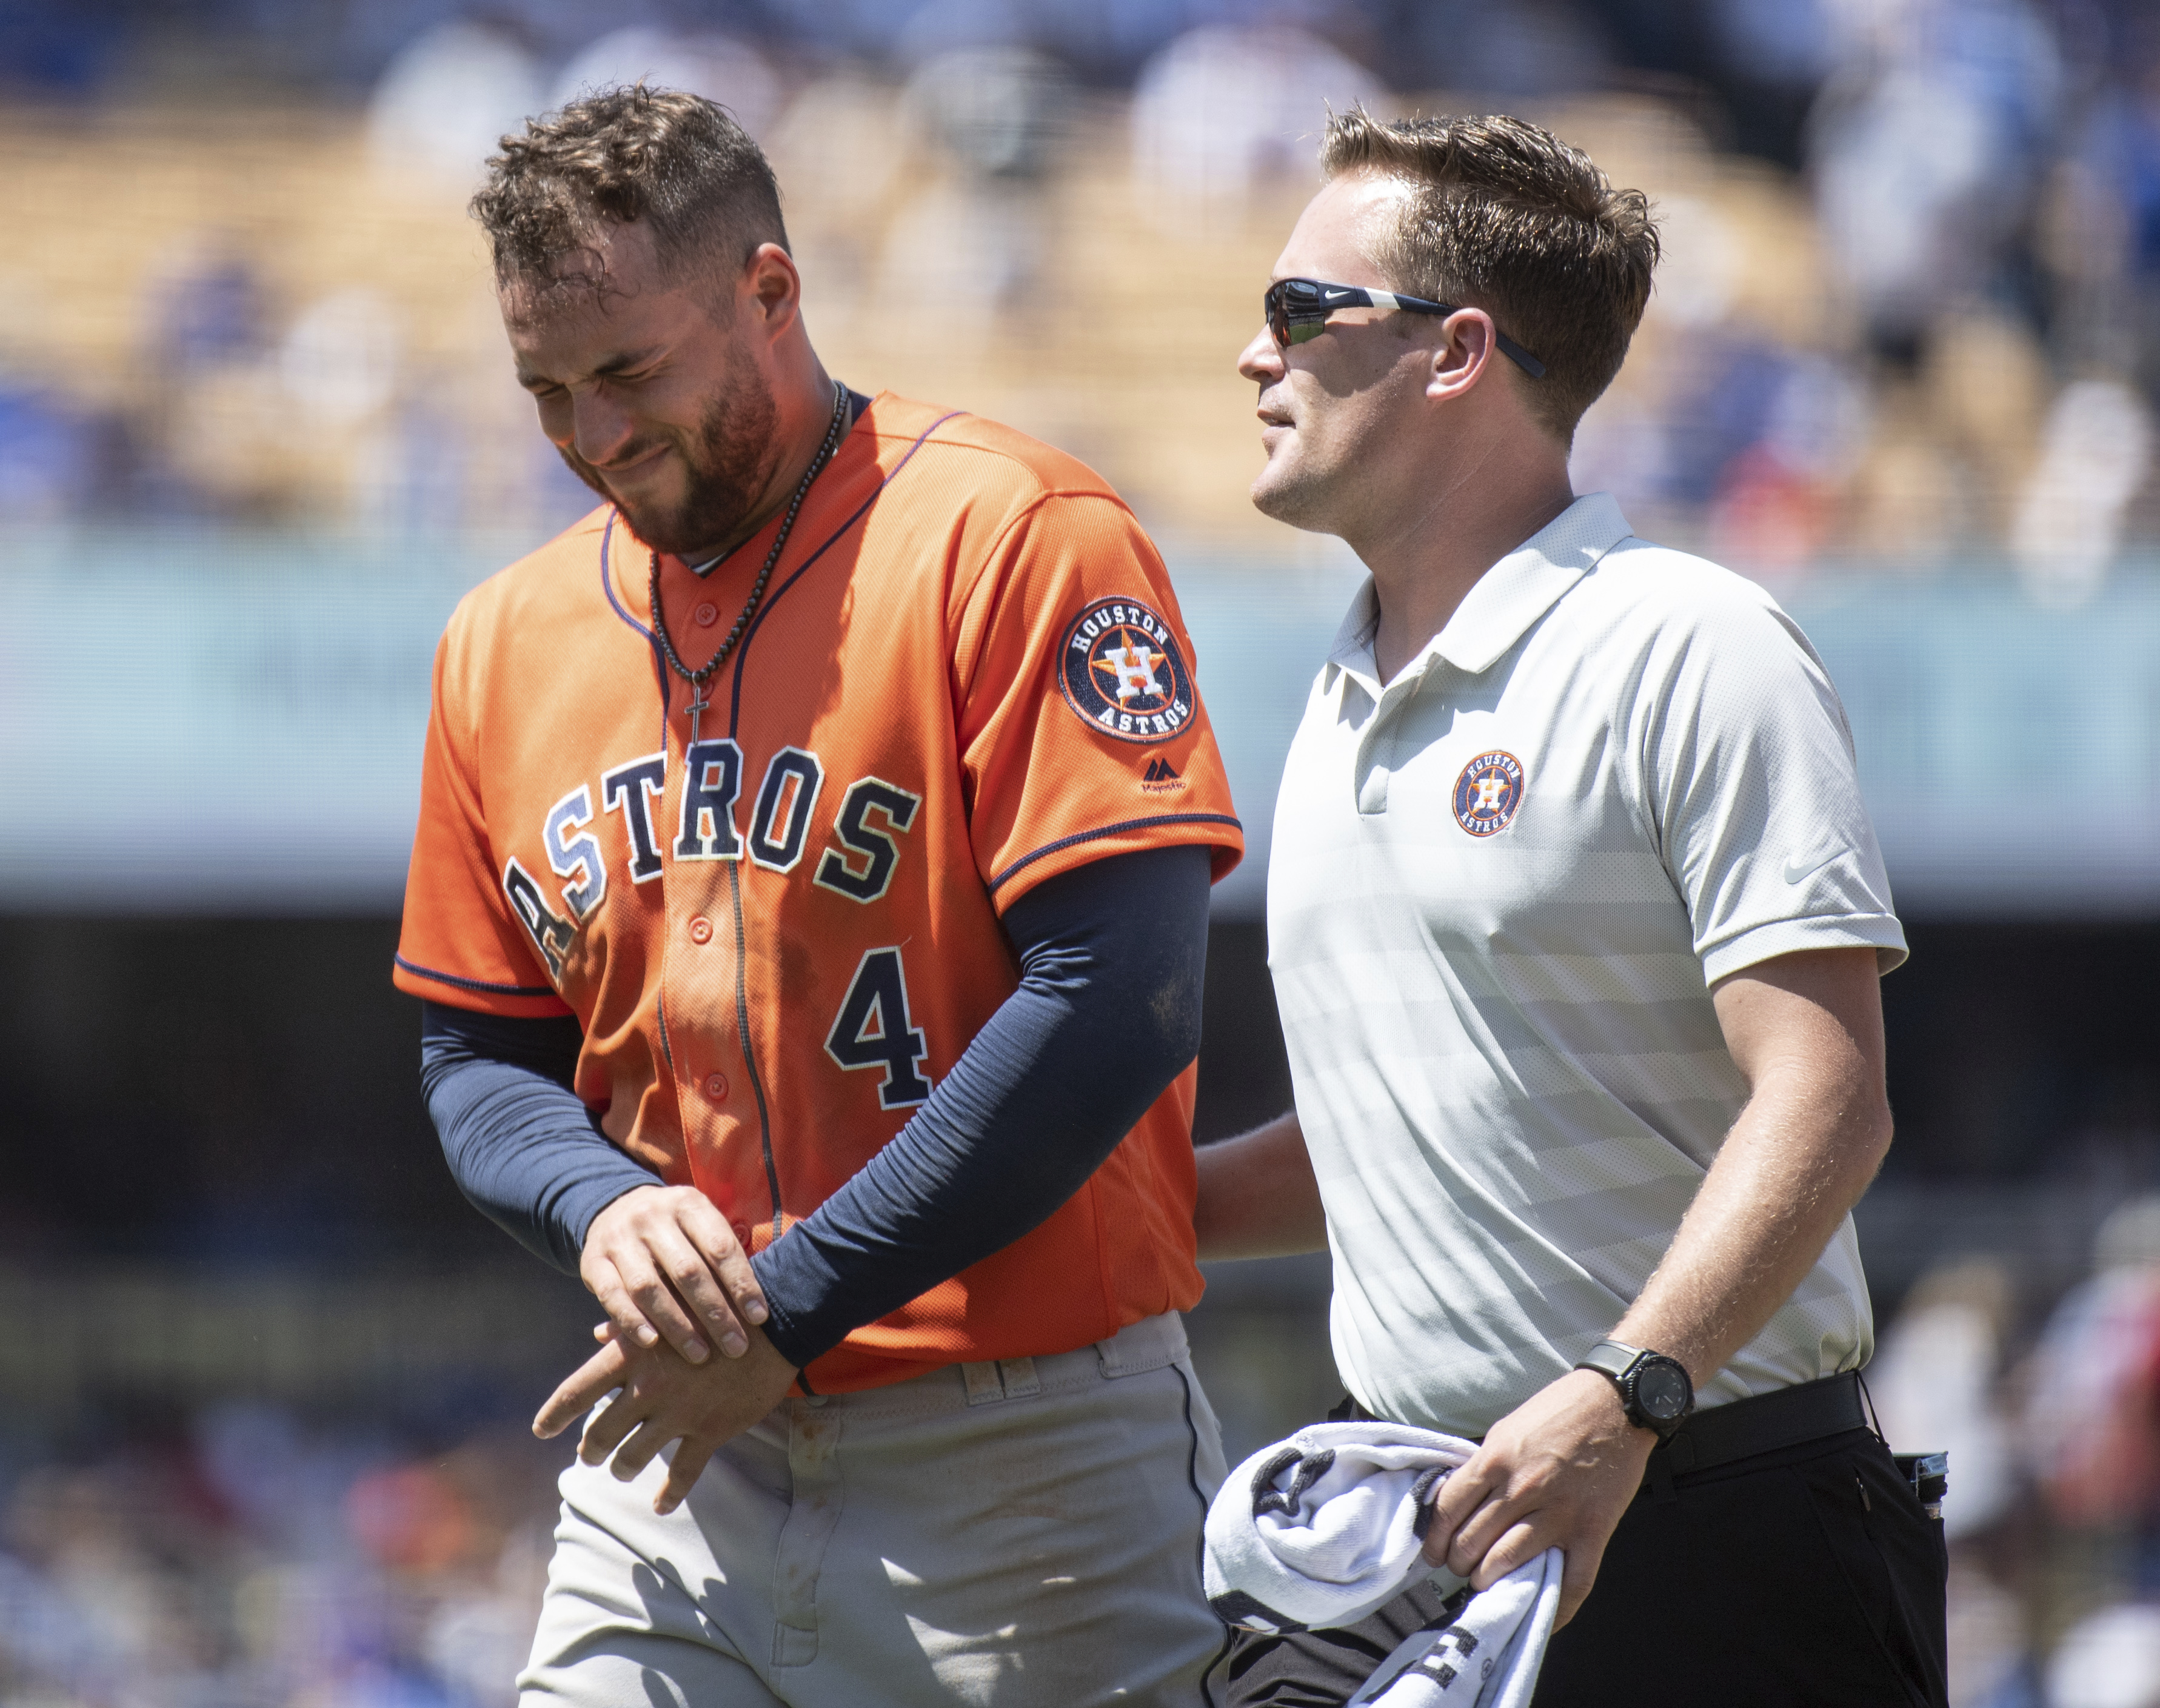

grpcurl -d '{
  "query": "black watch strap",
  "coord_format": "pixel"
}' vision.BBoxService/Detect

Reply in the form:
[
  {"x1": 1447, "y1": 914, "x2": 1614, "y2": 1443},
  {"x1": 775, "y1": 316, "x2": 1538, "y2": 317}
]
[{"x1": 1576, "y1": 1339, "x2": 1640, "y2": 1387}]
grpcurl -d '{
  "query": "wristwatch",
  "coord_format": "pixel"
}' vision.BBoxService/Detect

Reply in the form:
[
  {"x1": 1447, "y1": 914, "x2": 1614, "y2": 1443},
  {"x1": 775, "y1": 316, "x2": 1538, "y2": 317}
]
[{"x1": 1574, "y1": 1339, "x2": 1694, "y2": 1439}]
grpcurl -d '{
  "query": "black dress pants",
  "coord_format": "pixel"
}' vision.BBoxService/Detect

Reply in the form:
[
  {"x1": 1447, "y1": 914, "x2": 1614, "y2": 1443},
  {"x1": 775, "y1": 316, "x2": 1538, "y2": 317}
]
[{"x1": 1220, "y1": 1427, "x2": 1948, "y2": 1707}]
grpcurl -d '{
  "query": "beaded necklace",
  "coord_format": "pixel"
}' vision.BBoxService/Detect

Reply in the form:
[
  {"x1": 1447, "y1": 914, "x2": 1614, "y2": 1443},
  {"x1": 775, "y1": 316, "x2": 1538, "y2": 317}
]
[{"x1": 647, "y1": 380, "x2": 849, "y2": 744}]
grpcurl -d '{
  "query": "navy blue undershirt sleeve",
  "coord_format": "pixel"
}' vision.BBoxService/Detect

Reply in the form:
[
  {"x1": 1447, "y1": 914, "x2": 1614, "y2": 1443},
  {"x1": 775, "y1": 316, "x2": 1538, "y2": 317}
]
[
  {"x1": 751, "y1": 842, "x2": 1211, "y2": 1367},
  {"x1": 420, "y1": 1004, "x2": 661, "y2": 1275},
  {"x1": 416, "y1": 842, "x2": 1211, "y2": 1365}
]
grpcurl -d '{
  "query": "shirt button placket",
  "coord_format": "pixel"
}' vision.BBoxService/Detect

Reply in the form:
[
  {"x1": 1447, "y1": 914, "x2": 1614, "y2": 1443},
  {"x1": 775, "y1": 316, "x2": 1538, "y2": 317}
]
[
  {"x1": 682, "y1": 914, "x2": 725, "y2": 1105},
  {"x1": 1356, "y1": 703, "x2": 1397, "y2": 817},
  {"x1": 1354, "y1": 668, "x2": 1436, "y2": 817}
]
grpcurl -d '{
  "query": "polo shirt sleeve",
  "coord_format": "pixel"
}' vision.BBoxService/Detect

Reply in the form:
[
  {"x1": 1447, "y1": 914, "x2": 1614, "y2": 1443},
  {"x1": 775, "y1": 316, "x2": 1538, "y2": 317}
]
[
  {"x1": 393, "y1": 616, "x2": 576, "y2": 1019},
  {"x1": 950, "y1": 490, "x2": 1244, "y2": 910},
  {"x1": 1641, "y1": 583, "x2": 1908, "y2": 985}
]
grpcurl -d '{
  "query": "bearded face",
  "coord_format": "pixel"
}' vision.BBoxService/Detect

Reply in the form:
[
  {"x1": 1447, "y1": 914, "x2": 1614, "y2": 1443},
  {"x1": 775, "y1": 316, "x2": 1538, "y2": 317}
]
[
  {"x1": 504, "y1": 215, "x2": 806, "y2": 564},
  {"x1": 553, "y1": 338, "x2": 783, "y2": 558}
]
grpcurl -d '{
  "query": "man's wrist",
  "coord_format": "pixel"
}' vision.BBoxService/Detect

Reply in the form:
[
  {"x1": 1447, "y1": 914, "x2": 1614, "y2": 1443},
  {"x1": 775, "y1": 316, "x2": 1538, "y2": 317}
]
[
  {"x1": 1573, "y1": 1339, "x2": 1694, "y2": 1439},
  {"x1": 733, "y1": 1322, "x2": 799, "y2": 1382},
  {"x1": 745, "y1": 1247, "x2": 821, "y2": 1370}
]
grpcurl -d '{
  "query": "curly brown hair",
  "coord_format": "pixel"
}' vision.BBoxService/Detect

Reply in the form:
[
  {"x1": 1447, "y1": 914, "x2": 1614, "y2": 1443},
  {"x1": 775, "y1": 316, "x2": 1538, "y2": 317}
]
[
  {"x1": 1320, "y1": 108, "x2": 1660, "y2": 443},
  {"x1": 472, "y1": 85, "x2": 788, "y2": 303}
]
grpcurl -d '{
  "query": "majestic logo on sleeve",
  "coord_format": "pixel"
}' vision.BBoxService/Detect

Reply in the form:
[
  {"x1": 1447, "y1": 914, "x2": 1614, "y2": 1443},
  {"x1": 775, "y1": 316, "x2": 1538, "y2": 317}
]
[
  {"x1": 1058, "y1": 598, "x2": 1195, "y2": 745},
  {"x1": 1452, "y1": 751, "x2": 1525, "y2": 837}
]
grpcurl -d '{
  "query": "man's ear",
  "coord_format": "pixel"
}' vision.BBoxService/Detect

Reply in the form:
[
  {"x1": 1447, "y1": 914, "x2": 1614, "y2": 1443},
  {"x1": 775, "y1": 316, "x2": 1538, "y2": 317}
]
[
  {"x1": 1426, "y1": 307, "x2": 1499, "y2": 403},
  {"x1": 744, "y1": 243, "x2": 802, "y2": 330}
]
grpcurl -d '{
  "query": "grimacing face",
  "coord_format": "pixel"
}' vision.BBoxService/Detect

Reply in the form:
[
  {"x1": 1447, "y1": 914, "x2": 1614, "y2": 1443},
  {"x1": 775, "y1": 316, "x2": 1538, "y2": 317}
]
[
  {"x1": 503, "y1": 223, "x2": 782, "y2": 560},
  {"x1": 1235, "y1": 172, "x2": 1443, "y2": 534}
]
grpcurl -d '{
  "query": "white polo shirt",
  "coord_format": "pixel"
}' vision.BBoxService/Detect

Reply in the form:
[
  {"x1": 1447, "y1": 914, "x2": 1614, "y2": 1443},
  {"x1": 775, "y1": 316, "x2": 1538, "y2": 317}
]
[{"x1": 1267, "y1": 492, "x2": 1907, "y2": 1436}]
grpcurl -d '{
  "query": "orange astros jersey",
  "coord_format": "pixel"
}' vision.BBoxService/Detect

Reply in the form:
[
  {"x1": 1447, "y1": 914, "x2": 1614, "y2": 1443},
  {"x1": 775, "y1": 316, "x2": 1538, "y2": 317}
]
[{"x1": 395, "y1": 392, "x2": 1245, "y2": 1393}]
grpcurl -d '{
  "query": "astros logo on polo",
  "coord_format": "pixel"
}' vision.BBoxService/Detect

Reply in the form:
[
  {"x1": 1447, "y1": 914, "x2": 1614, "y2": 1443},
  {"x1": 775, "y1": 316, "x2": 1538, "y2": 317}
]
[
  {"x1": 1058, "y1": 597, "x2": 1195, "y2": 745},
  {"x1": 1453, "y1": 751, "x2": 1524, "y2": 836}
]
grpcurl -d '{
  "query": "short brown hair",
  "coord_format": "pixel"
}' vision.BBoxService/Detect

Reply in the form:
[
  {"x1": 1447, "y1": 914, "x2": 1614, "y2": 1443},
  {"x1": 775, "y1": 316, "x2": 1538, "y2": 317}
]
[
  {"x1": 1320, "y1": 109, "x2": 1659, "y2": 441},
  {"x1": 472, "y1": 85, "x2": 787, "y2": 299}
]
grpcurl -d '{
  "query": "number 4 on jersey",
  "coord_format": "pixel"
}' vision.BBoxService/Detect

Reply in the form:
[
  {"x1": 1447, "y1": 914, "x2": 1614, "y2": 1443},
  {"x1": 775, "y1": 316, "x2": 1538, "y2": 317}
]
[{"x1": 825, "y1": 946, "x2": 932, "y2": 1108}]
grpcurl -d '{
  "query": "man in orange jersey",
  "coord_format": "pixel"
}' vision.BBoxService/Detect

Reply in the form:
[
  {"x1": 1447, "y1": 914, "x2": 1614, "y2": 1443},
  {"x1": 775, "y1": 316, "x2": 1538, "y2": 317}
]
[{"x1": 395, "y1": 87, "x2": 1245, "y2": 1707}]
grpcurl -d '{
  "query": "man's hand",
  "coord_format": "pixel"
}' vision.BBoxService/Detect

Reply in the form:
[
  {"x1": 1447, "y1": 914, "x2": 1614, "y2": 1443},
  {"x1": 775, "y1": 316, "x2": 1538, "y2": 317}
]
[
  {"x1": 1422, "y1": 1370, "x2": 1654, "y2": 1629},
  {"x1": 581, "y1": 1184, "x2": 767, "y2": 1365},
  {"x1": 534, "y1": 1321, "x2": 798, "y2": 1515}
]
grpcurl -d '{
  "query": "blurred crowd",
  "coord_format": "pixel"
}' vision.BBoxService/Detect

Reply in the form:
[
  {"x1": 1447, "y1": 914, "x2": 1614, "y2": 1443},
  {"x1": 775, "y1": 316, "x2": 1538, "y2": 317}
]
[
  {"x1": 0, "y1": 1403, "x2": 563, "y2": 1708},
  {"x1": 0, "y1": 0, "x2": 2155, "y2": 594},
  {"x1": 1869, "y1": 1195, "x2": 2160, "y2": 1707}
]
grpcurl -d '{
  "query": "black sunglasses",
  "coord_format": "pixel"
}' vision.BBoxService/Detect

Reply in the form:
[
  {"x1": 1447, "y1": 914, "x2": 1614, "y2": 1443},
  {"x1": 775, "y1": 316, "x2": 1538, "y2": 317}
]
[{"x1": 1263, "y1": 277, "x2": 1546, "y2": 378}]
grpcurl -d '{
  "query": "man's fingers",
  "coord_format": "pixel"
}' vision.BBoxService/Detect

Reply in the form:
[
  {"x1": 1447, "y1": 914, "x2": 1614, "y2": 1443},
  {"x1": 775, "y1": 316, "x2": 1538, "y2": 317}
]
[
  {"x1": 1419, "y1": 1507, "x2": 1460, "y2": 1568},
  {"x1": 656, "y1": 1439, "x2": 716, "y2": 1515},
  {"x1": 1421, "y1": 1461, "x2": 1490, "y2": 1564},
  {"x1": 586, "y1": 1259, "x2": 668, "y2": 1354},
  {"x1": 578, "y1": 1393, "x2": 644, "y2": 1465},
  {"x1": 677, "y1": 1197, "x2": 769, "y2": 1332},
  {"x1": 578, "y1": 1187, "x2": 769, "y2": 1363},
  {"x1": 710, "y1": 1242, "x2": 767, "y2": 1331},
  {"x1": 611, "y1": 1248, "x2": 713, "y2": 1364},
  {"x1": 1551, "y1": 1547, "x2": 1600, "y2": 1629},
  {"x1": 1445, "y1": 1492, "x2": 1525, "y2": 1579},
  {"x1": 1457, "y1": 1511, "x2": 1611, "y2": 1629},
  {"x1": 534, "y1": 1341, "x2": 632, "y2": 1439},
  {"x1": 1468, "y1": 1518, "x2": 1550, "y2": 1591},
  {"x1": 644, "y1": 1222, "x2": 749, "y2": 1359},
  {"x1": 609, "y1": 1418, "x2": 672, "y2": 1482},
  {"x1": 1426, "y1": 1459, "x2": 1511, "y2": 1573},
  {"x1": 1546, "y1": 1517, "x2": 1616, "y2": 1627}
]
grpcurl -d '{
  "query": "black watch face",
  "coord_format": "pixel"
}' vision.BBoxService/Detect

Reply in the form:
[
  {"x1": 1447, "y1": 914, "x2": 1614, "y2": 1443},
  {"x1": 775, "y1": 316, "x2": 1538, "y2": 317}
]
[{"x1": 1634, "y1": 1361, "x2": 1690, "y2": 1422}]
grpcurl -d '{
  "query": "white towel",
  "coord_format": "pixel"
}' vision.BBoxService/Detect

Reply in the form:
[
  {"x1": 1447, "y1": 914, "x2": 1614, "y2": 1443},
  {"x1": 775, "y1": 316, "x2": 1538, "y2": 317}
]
[
  {"x1": 1345, "y1": 1551, "x2": 1560, "y2": 1708},
  {"x1": 1204, "y1": 1421, "x2": 1562, "y2": 1708}
]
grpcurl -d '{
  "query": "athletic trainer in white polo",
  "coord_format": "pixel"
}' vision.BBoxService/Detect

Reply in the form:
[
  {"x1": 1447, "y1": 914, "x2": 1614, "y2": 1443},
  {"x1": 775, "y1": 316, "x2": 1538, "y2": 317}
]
[
  {"x1": 1197, "y1": 108, "x2": 1948, "y2": 1708},
  {"x1": 1271, "y1": 489, "x2": 1902, "y2": 1438}
]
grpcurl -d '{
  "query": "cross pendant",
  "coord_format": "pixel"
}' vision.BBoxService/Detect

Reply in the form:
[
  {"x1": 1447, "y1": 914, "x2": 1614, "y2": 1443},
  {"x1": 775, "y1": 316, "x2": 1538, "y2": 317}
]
[{"x1": 684, "y1": 686, "x2": 711, "y2": 746}]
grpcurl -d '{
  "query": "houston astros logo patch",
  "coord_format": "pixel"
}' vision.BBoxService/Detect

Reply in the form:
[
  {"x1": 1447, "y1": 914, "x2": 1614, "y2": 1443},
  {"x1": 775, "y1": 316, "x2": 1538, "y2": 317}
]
[
  {"x1": 1058, "y1": 598, "x2": 1194, "y2": 745},
  {"x1": 1453, "y1": 751, "x2": 1525, "y2": 836}
]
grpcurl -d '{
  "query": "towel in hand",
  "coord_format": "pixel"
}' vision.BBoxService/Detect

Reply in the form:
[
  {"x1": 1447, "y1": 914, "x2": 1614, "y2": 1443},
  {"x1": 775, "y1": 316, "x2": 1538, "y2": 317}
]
[
  {"x1": 1204, "y1": 1421, "x2": 1561, "y2": 1708},
  {"x1": 1346, "y1": 1549, "x2": 1559, "y2": 1708}
]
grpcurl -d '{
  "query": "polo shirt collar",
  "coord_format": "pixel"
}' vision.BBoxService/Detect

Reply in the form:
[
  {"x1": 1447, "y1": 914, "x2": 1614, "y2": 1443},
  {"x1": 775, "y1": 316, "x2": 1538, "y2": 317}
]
[{"x1": 1325, "y1": 491, "x2": 1634, "y2": 688}]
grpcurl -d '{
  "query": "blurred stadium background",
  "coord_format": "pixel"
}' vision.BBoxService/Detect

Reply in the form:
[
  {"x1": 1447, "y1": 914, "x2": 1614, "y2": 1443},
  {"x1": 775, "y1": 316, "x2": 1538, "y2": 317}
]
[{"x1": 0, "y1": 1, "x2": 2158, "y2": 1704}]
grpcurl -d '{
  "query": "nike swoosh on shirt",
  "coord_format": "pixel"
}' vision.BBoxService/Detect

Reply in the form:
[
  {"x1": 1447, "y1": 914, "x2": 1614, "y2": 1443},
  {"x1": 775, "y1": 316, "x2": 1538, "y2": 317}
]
[{"x1": 1782, "y1": 848, "x2": 1843, "y2": 885}]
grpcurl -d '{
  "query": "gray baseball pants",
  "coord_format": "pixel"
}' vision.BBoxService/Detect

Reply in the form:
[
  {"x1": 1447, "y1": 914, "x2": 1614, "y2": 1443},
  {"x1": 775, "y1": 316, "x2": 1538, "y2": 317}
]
[{"x1": 518, "y1": 1311, "x2": 1231, "y2": 1707}]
